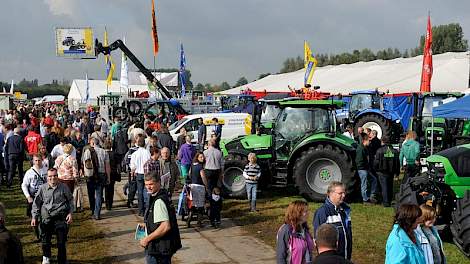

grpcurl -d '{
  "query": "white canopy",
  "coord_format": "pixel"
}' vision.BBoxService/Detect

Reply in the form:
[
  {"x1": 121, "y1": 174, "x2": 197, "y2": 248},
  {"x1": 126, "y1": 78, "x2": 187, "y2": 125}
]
[
  {"x1": 67, "y1": 71, "x2": 179, "y2": 111},
  {"x1": 223, "y1": 52, "x2": 470, "y2": 95}
]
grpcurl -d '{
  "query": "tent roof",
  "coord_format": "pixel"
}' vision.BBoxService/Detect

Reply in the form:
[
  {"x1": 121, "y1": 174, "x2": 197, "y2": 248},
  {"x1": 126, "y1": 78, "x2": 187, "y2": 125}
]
[
  {"x1": 433, "y1": 94, "x2": 470, "y2": 118},
  {"x1": 223, "y1": 52, "x2": 470, "y2": 95},
  {"x1": 68, "y1": 80, "x2": 148, "y2": 101}
]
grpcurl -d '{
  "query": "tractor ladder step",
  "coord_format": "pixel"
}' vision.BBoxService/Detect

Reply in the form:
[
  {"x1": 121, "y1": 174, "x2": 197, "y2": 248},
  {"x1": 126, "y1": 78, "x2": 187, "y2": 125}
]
[{"x1": 272, "y1": 165, "x2": 288, "y2": 187}]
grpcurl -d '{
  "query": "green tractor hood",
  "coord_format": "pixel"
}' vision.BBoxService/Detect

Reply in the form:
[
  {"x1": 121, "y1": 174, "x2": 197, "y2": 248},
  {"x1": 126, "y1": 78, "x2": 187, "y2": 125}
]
[
  {"x1": 426, "y1": 144, "x2": 470, "y2": 198},
  {"x1": 221, "y1": 134, "x2": 273, "y2": 159}
]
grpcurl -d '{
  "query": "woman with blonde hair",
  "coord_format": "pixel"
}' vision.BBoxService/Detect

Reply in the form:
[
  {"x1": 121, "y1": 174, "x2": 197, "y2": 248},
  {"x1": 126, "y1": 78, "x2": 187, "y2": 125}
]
[
  {"x1": 415, "y1": 204, "x2": 446, "y2": 264},
  {"x1": 276, "y1": 200, "x2": 314, "y2": 264},
  {"x1": 54, "y1": 143, "x2": 79, "y2": 192}
]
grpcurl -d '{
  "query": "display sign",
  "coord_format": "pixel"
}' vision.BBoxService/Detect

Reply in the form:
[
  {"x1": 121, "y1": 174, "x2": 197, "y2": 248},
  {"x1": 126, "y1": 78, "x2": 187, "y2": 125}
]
[{"x1": 55, "y1": 27, "x2": 95, "y2": 58}]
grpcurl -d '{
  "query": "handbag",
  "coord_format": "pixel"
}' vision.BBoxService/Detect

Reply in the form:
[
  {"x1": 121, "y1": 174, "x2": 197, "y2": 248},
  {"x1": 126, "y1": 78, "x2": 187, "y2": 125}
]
[{"x1": 73, "y1": 183, "x2": 84, "y2": 211}]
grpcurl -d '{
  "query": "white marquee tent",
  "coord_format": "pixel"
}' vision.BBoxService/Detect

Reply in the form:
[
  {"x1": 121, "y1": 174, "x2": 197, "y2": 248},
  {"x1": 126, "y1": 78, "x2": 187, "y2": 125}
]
[
  {"x1": 67, "y1": 71, "x2": 178, "y2": 111},
  {"x1": 223, "y1": 52, "x2": 470, "y2": 95}
]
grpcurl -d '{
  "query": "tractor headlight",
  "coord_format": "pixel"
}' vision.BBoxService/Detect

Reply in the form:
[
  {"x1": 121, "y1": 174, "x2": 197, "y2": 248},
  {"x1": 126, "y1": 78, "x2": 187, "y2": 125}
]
[
  {"x1": 428, "y1": 162, "x2": 445, "y2": 182},
  {"x1": 395, "y1": 120, "x2": 400, "y2": 123}
]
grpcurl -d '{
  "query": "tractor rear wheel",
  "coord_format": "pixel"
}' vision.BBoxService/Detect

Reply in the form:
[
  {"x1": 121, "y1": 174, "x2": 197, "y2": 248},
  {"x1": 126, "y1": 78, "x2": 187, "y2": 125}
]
[
  {"x1": 451, "y1": 190, "x2": 470, "y2": 257},
  {"x1": 113, "y1": 107, "x2": 128, "y2": 122},
  {"x1": 355, "y1": 114, "x2": 392, "y2": 140},
  {"x1": 293, "y1": 144, "x2": 356, "y2": 202},
  {"x1": 222, "y1": 159, "x2": 247, "y2": 198}
]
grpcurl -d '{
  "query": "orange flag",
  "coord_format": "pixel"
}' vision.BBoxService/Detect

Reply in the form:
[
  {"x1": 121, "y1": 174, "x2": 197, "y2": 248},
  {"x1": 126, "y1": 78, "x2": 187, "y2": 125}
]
[
  {"x1": 151, "y1": 0, "x2": 159, "y2": 56},
  {"x1": 420, "y1": 15, "x2": 432, "y2": 92}
]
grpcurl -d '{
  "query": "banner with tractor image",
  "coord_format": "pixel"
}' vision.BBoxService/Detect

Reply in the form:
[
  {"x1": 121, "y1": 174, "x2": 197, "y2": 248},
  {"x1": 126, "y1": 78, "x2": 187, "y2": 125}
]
[{"x1": 55, "y1": 27, "x2": 94, "y2": 58}]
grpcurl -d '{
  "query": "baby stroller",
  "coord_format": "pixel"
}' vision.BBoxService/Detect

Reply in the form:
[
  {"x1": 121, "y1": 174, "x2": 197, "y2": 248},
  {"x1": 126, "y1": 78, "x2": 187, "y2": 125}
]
[{"x1": 178, "y1": 184, "x2": 206, "y2": 228}]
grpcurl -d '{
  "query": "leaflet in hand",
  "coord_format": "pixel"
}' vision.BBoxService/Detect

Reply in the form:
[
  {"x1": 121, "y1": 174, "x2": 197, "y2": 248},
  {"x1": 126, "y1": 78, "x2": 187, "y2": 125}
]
[{"x1": 135, "y1": 224, "x2": 147, "y2": 240}]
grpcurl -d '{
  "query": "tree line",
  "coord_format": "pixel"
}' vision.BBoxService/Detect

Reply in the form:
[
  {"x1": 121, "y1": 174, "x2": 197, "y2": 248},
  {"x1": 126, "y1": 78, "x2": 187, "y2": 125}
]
[
  {"x1": 280, "y1": 23, "x2": 469, "y2": 73},
  {"x1": 0, "y1": 79, "x2": 70, "y2": 99}
]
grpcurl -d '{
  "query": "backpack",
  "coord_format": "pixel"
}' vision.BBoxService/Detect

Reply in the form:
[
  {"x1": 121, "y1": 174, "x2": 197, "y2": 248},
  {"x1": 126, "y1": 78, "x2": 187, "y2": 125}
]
[
  {"x1": 83, "y1": 146, "x2": 99, "y2": 178},
  {"x1": 114, "y1": 129, "x2": 129, "y2": 155}
]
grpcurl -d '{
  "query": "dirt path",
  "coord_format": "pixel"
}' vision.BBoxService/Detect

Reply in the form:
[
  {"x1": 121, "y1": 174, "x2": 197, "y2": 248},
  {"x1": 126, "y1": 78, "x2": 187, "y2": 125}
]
[{"x1": 86, "y1": 179, "x2": 276, "y2": 264}]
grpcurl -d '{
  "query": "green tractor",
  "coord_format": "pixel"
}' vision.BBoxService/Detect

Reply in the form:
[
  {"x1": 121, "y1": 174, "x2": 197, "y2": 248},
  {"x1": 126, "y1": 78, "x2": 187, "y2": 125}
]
[
  {"x1": 396, "y1": 144, "x2": 470, "y2": 256},
  {"x1": 408, "y1": 92, "x2": 463, "y2": 155},
  {"x1": 220, "y1": 100, "x2": 357, "y2": 201}
]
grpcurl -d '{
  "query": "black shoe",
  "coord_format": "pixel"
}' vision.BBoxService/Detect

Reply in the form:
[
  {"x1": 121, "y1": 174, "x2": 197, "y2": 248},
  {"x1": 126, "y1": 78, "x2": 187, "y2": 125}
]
[
  {"x1": 106, "y1": 206, "x2": 112, "y2": 211},
  {"x1": 127, "y1": 202, "x2": 133, "y2": 208},
  {"x1": 138, "y1": 212, "x2": 144, "y2": 217},
  {"x1": 92, "y1": 215, "x2": 101, "y2": 220}
]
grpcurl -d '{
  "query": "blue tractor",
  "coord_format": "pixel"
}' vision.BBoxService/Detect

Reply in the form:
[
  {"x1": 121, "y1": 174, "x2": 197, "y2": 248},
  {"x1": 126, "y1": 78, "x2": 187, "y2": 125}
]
[{"x1": 347, "y1": 90, "x2": 405, "y2": 141}]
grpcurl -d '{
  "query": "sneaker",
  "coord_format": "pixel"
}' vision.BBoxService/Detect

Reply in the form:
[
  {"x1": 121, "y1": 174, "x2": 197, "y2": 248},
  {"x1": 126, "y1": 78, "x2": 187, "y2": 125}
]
[
  {"x1": 42, "y1": 256, "x2": 50, "y2": 264},
  {"x1": 92, "y1": 215, "x2": 101, "y2": 220}
]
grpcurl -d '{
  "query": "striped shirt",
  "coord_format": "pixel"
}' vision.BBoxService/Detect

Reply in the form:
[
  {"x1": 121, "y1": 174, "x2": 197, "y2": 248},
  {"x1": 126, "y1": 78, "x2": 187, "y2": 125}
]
[{"x1": 243, "y1": 163, "x2": 261, "y2": 184}]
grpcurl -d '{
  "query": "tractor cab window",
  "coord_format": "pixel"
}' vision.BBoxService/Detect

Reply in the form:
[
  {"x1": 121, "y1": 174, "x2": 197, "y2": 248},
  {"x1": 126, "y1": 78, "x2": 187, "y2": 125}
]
[
  {"x1": 261, "y1": 104, "x2": 281, "y2": 123},
  {"x1": 350, "y1": 94, "x2": 372, "y2": 113},
  {"x1": 169, "y1": 118, "x2": 187, "y2": 131},
  {"x1": 182, "y1": 118, "x2": 199, "y2": 132},
  {"x1": 275, "y1": 107, "x2": 331, "y2": 141}
]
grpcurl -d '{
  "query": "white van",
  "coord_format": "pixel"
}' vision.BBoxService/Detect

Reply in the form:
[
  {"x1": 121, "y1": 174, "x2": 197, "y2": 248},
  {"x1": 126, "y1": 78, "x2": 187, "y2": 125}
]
[{"x1": 169, "y1": 113, "x2": 252, "y2": 143}]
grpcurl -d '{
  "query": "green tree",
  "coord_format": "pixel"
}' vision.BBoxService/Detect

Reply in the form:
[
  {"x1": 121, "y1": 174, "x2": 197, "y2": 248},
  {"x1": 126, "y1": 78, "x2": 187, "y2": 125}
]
[
  {"x1": 220, "y1": 82, "x2": 231, "y2": 91},
  {"x1": 417, "y1": 23, "x2": 468, "y2": 55},
  {"x1": 280, "y1": 56, "x2": 304, "y2": 73},
  {"x1": 258, "y1": 73, "x2": 271, "y2": 80},
  {"x1": 194, "y1": 83, "x2": 205, "y2": 91},
  {"x1": 234, "y1": 77, "x2": 248, "y2": 87}
]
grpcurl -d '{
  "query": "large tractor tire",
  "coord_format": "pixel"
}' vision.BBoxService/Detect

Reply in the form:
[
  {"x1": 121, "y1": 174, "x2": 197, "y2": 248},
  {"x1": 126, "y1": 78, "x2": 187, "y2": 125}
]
[
  {"x1": 355, "y1": 114, "x2": 392, "y2": 140},
  {"x1": 293, "y1": 144, "x2": 356, "y2": 202},
  {"x1": 222, "y1": 159, "x2": 248, "y2": 199},
  {"x1": 451, "y1": 190, "x2": 470, "y2": 257},
  {"x1": 113, "y1": 107, "x2": 128, "y2": 122},
  {"x1": 127, "y1": 101, "x2": 143, "y2": 117},
  {"x1": 394, "y1": 177, "x2": 422, "y2": 209}
]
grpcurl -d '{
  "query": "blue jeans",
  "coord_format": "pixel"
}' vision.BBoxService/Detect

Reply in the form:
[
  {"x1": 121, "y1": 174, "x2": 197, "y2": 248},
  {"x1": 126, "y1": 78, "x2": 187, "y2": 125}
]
[
  {"x1": 94, "y1": 184, "x2": 103, "y2": 218},
  {"x1": 245, "y1": 183, "x2": 257, "y2": 210},
  {"x1": 358, "y1": 170, "x2": 377, "y2": 202},
  {"x1": 145, "y1": 251, "x2": 171, "y2": 264},
  {"x1": 136, "y1": 174, "x2": 147, "y2": 214}
]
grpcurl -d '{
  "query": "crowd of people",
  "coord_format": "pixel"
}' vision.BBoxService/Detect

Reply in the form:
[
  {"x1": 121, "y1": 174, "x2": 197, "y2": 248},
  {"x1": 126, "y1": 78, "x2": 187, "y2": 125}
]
[
  {"x1": 276, "y1": 181, "x2": 446, "y2": 264},
  {"x1": 343, "y1": 125, "x2": 420, "y2": 207},
  {"x1": 0, "y1": 102, "x2": 232, "y2": 264},
  {"x1": 0, "y1": 102, "x2": 446, "y2": 264}
]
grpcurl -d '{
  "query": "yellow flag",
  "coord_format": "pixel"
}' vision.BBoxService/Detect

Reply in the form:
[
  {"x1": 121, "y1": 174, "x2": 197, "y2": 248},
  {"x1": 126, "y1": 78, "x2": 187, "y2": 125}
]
[
  {"x1": 304, "y1": 41, "x2": 318, "y2": 86},
  {"x1": 104, "y1": 28, "x2": 114, "y2": 86}
]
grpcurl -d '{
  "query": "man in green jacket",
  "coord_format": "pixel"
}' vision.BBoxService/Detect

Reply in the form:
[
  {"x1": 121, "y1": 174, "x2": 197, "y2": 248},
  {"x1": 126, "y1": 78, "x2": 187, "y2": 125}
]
[{"x1": 399, "y1": 131, "x2": 421, "y2": 183}]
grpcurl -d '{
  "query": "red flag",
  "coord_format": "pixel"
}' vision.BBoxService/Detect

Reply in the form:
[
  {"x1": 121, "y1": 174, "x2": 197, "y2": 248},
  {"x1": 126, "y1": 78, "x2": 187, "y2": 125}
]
[
  {"x1": 420, "y1": 15, "x2": 432, "y2": 92},
  {"x1": 151, "y1": 0, "x2": 159, "y2": 56}
]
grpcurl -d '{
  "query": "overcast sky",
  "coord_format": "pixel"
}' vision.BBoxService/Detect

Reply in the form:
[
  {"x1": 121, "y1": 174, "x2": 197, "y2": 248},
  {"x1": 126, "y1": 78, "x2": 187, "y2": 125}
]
[{"x1": 1, "y1": 0, "x2": 469, "y2": 86}]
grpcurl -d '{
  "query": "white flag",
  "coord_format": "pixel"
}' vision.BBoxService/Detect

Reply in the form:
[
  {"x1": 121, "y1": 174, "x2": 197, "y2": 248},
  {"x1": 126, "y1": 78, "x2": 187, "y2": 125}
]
[
  {"x1": 85, "y1": 73, "x2": 90, "y2": 104},
  {"x1": 120, "y1": 37, "x2": 129, "y2": 94},
  {"x1": 9, "y1": 80, "x2": 14, "y2": 94}
]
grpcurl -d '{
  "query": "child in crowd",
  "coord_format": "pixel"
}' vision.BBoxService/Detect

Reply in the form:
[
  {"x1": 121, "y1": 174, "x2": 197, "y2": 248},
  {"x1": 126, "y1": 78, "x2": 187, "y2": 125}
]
[
  {"x1": 209, "y1": 187, "x2": 223, "y2": 228},
  {"x1": 243, "y1": 153, "x2": 261, "y2": 212}
]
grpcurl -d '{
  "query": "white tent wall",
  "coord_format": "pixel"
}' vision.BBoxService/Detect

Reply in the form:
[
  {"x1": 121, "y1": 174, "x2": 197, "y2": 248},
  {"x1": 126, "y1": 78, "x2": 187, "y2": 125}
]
[
  {"x1": 223, "y1": 52, "x2": 470, "y2": 95},
  {"x1": 67, "y1": 71, "x2": 179, "y2": 111}
]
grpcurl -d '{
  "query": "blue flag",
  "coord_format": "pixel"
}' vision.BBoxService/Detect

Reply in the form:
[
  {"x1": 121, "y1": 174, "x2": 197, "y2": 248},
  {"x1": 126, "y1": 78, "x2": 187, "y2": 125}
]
[{"x1": 179, "y1": 43, "x2": 186, "y2": 97}]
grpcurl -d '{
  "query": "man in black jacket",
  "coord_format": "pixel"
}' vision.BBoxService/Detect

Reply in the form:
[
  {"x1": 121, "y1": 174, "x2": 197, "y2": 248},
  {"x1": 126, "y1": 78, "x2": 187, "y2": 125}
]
[
  {"x1": 313, "y1": 224, "x2": 354, "y2": 264},
  {"x1": 373, "y1": 136, "x2": 400, "y2": 207},
  {"x1": 5, "y1": 127, "x2": 25, "y2": 187},
  {"x1": 355, "y1": 133, "x2": 377, "y2": 204},
  {"x1": 139, "y1": 171, "x2": 181, "y2": 264}
]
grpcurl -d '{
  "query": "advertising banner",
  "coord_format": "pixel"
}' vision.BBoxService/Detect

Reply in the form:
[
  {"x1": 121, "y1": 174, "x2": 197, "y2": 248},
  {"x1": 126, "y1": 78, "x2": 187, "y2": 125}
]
[{"x1": 55, "y1": 27, "x2": 95, "y2": 58}]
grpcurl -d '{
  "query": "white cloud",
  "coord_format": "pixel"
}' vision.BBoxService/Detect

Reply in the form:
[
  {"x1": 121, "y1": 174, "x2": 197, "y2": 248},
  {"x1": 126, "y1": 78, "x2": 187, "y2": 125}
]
[{"x1": 43, "y1": 0, "x2": 75, "y2": 16}]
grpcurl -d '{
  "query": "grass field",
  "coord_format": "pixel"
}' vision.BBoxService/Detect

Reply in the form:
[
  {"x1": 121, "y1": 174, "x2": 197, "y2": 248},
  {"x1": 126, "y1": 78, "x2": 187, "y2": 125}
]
[
  {"x1": 0, "y1": 179, "x2": 109, "y2": 263},
  {"x1": 223, "y1": 188, "x2": 469, "y2": 264}
]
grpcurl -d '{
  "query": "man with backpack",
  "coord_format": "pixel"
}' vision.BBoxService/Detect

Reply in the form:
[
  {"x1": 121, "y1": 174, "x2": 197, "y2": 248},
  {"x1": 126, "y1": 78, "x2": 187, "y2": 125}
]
[
  {"x1": 139, "y1": 171, "x2": 181, "y2": 264},
  {"x1": 373, "y1": 136, "x2": 400, "y2": 207},
  {"x1": 82, "y1": 138, "x2": 110, "y2": 220}
]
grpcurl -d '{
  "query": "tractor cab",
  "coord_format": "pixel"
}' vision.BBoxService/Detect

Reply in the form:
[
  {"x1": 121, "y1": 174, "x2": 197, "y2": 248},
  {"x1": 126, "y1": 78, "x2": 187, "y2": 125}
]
[
  {"x1": 257, "y1": 94, "x2": 300, "y2": 132},
  {"x1": 408, "y1": 92, "x2": 463, "y2": 154},
  {"x1": 349, "y1": 90, "x2": 383, "y2": 117},
  {"x1": 273, "y1": 100, "x2": 339, "y2": 161}
]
